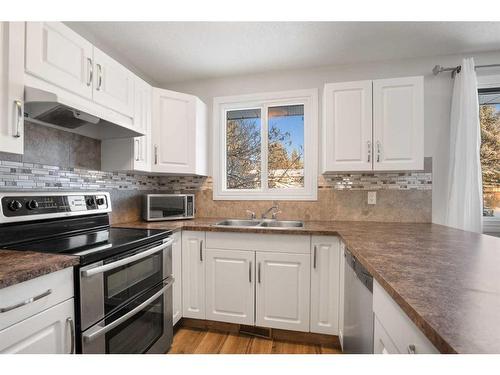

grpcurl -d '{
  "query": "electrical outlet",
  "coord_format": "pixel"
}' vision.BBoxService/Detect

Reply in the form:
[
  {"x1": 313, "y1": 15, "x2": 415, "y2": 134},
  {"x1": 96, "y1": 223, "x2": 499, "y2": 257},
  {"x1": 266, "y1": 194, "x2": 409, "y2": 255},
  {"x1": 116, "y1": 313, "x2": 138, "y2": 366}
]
[{"x1": 368, "y1": 191, "x2": 377, "y2": 205}]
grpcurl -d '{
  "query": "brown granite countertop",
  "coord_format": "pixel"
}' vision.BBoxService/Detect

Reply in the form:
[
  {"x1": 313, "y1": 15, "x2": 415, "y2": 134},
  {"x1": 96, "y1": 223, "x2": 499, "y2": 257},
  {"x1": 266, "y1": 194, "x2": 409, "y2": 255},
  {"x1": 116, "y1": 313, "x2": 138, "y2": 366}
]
[
  {"x1": 115, "y1": 218, "x2": 500, "y2": 354},
  {"x1": 0, "y1": 250, "x2": 79, "y2": 290}
]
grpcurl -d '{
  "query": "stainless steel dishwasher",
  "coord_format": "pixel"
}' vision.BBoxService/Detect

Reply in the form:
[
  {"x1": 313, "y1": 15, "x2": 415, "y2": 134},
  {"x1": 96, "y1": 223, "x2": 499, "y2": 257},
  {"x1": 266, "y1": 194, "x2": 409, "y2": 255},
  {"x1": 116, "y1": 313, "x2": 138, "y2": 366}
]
[{"x1": 343, "y1": 248, "x2": 374, "y2": 353}]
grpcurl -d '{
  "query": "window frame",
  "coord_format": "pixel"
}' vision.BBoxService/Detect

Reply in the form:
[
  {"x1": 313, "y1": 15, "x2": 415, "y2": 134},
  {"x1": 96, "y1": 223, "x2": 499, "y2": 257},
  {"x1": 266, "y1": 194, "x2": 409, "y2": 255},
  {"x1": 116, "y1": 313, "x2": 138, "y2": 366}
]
[
  {"x1": 213, "y1": 89, "x2": 318, "y2": 200},
  {"x1": 477, "y1": 74, "x2": 500, "y2": 234}
]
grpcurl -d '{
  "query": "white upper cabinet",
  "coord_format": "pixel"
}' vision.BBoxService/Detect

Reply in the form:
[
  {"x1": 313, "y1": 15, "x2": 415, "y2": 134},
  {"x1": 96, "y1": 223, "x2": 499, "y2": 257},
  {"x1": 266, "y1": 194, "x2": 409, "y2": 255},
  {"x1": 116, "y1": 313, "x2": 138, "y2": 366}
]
[
  {"x1": 151, "y1": 88, "x2": 208, "y2": 175},
  {"x1": 310, "y1": 236, "x2": 340, "y2": 335},
  {"x1": 323, "y1": 76, "x2": 424, "y2": 172},
  {"x1": 205, "y1": 249, "x2": 255, "y2": 325},
  {"x1": 25, "y1": 22, "x2": 93, "y2": 100},
  {"x1": 323, "y1": 81, "x2": 373, "y2": 172},
  {"x1": 0, "y1": 22, "x2": 24, "y2": 154},
  {"x1": 255, "y1": 251, "x2": 310, "y2": 332},
  {"x1": 92, "y1": 47, "x2": 135, "y2": 117},
  {"x1": 372, "y1": 76, "x2": 424, "y2": 171}
]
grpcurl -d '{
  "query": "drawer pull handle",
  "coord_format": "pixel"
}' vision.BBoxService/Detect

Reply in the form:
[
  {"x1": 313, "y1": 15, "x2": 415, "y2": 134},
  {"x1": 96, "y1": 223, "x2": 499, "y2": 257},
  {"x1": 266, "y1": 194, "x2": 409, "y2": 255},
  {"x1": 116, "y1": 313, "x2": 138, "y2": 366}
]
[
  {"x1": 0, "y1": 289, "x2": 52, "y2": 313},
  {"x1": 407, "y1": 344, "x2": 416, "y2": 354},
  {"x1": 67, "y1": 317, "x2": 75, "y2": 354}
]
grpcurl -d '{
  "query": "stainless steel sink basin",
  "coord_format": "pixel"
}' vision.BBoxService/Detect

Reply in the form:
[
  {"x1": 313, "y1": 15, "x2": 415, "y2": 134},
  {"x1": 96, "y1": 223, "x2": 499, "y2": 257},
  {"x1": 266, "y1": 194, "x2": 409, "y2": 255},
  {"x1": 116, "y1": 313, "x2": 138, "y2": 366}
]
[
  {"x1": 214, "y1": 219, "x2": 304, "y2": 228},
  {"x1": 259, "y1": 220, "x2": 304, "y2": 228},
  {"x1": 215, "y1": 219, "x2": 263, "y2": 227}
]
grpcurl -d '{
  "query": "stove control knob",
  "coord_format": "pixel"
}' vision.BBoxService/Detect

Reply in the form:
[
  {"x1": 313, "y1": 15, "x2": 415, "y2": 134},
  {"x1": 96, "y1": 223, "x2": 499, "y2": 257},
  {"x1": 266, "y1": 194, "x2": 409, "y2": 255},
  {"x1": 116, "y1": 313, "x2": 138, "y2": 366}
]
[
  {"x1": 96, "y1": 197, "x2": 105, "y2": 206},
  {"x1": 8, "y1": 200, "x2": 23, "y2": 211},
  {"x1": 86, "y1": 197, "x2": 95, "y2": 206},
  {"x1": 27, "y1": 200, "x2": 39, "y2": 210}
]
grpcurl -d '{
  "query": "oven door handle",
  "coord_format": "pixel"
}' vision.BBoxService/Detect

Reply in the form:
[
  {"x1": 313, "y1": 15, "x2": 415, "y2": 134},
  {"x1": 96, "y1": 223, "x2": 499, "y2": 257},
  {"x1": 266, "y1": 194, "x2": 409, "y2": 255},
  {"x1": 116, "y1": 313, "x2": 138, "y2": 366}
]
[
  {"x1": 82, "y1": 238, "x2": 174, "y2": 278},
  {"x1": 82, "y1": 277, "x2": 174, "y2": 343}
]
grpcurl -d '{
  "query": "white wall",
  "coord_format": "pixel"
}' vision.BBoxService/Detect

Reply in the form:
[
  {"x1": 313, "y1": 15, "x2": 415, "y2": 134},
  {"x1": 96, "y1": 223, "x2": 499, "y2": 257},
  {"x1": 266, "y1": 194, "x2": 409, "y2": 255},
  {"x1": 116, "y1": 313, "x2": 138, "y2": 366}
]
[{"x1": 165, "y1": 51, "x2": 500, "y2": 225}]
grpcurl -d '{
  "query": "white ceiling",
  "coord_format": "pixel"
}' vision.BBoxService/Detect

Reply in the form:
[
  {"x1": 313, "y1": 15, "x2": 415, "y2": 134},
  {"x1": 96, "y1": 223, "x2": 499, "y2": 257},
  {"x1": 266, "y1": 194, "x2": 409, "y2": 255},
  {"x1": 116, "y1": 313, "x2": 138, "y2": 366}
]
[{"x1": 66, "y1": 22, "x2": 500, "y2": 85}]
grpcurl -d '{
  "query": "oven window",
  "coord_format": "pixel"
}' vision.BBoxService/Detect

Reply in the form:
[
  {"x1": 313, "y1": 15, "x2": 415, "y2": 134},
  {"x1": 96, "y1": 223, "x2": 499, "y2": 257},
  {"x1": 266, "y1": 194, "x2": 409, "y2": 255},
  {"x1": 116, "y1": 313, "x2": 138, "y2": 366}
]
[
  {"x1": 149, "y1": 196, "x2": 185, "y2": 218},
  {"x1": 104, "y1": 252, "x2": 163, "y2": 314},
  {"x1": 106, "y1": 295, "x2": 164, "y2": 354}
]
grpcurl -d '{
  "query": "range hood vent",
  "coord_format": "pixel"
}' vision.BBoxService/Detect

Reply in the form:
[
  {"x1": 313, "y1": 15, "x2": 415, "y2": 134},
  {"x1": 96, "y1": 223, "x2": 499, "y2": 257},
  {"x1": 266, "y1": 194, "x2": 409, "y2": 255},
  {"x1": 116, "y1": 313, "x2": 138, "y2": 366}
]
[{"x1": 23, "y1": 87, "x2": 144, "y2": 140}]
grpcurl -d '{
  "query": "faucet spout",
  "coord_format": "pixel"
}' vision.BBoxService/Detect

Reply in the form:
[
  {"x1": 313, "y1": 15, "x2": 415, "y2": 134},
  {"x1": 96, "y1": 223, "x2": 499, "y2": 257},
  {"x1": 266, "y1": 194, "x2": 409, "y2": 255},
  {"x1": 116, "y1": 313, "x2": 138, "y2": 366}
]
[{"x1": 261, "y1": 205, "x2": 279, "y2": 219}]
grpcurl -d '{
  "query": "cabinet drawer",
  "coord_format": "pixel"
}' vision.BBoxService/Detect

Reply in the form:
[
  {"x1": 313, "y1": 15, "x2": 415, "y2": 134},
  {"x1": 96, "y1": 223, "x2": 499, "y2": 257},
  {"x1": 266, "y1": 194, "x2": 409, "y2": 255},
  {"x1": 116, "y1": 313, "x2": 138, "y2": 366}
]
[
  {"x1": 374, "y1": 316, "x2": 399, "y2": 354},
  {"x1": 0, "y1": 267, "x2": 74, "y2": 331},
  {"x1": 206, "y1": 232, "x2": 310, "y2": 254},
  {"x1": 373, "y1": 281, "x2": 438, "y2": 354}
]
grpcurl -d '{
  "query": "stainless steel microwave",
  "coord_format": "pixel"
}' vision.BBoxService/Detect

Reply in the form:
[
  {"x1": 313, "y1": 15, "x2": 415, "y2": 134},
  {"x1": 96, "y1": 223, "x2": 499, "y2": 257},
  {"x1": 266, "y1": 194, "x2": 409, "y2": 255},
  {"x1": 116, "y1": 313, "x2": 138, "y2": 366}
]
[{"x1": 143, "y1": 194, "x2": 195, "y2": 221}]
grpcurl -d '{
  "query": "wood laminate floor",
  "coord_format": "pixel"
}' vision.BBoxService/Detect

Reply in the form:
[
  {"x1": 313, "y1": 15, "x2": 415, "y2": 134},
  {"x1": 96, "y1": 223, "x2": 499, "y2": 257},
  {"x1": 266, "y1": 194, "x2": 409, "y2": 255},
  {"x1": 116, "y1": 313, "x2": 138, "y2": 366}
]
[{"x1": 168, "y1": 327, "x2": 342, "y2": 354}]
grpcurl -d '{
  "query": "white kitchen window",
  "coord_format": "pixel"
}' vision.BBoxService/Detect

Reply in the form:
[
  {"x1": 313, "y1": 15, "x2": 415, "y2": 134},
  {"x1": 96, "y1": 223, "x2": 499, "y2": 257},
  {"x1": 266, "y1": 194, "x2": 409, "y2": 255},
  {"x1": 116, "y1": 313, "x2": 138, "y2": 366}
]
[
  {"x1": 478, "y1": 75, "x2": 500, "y2": 235},
  {"x1": 213, "y1": 89, "x2": 318, "y2": 200}
]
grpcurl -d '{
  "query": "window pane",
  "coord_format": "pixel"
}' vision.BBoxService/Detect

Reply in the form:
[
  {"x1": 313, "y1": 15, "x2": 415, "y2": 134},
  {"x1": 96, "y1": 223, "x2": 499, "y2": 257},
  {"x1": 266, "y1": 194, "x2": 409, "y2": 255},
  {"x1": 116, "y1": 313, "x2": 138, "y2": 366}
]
[
  {"x1": 268, "y1": 105, "x2": 305, "y2": 188},
  {"x1": 226, "y1": 109, "x2": 261, "y2": 189},
  {"x1": 479, "y1": 89, "x2": 500, "y2": 218}
]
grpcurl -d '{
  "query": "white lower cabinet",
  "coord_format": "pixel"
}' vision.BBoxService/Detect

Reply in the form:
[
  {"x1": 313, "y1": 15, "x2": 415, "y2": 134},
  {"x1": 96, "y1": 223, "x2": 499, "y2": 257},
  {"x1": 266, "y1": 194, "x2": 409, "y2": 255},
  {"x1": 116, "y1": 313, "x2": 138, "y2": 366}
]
[
  {"x1": 0, "y1": 299, "x2": 75, "y2": 354},
  {"x1": 338, "y1": 241, "x2": 346, "y2": 349},
  {"x1": 310, "y1": 236, "x2": 340, "y2": 335},
  {"x1": 0, "y1": 267, "x2": 75, "y2": 354},
  {"x1": 256, "y1": 251, "x2": 310, "y2": 332},
  {"x1": 373, "y1": 280, "x2": 438, "y2": 354},
  {"x1": 205, "y1": 249, "x2": 255, "y2": 325},
  {"x1": 171, "y1": 231, "x2": 182, "y2": 325},
  {"x1": 182, "y1": 231, "x2": 206, "y2": 319}
]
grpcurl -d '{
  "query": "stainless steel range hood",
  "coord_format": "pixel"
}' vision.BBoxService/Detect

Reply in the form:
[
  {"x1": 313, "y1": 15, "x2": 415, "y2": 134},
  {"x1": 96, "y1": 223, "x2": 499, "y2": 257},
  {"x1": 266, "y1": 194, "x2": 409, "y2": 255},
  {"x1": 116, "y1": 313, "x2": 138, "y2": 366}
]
[{"x1": 24, "y1": 87, "x2": 144, "y2": 140}]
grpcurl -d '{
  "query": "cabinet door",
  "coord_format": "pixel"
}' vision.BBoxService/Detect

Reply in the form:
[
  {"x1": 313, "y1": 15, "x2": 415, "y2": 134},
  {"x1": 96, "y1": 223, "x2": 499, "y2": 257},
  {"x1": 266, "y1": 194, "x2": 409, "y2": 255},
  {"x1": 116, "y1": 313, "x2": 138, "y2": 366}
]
[
  {"x1": 151, "y1": 88, "x2": 196, "y2": 174},
  {"x1": 338, "y1": 241, "x2": 346, "y2": 349},
  {"x1": 310, "y1": 236, "x2": 340, "y2": 335},
  {"x1": 172, "y1": 232, "x2": 182, "y2": 325},
  {"x1": 373, "y1": 76, "x2": 424, "y2": 171},
  {"x1": 93, "y1": 47, "x2": 135, "y2": 117},
  {"x1": 25, "y1": 22, "x2": 93, "y2": 99},
  {"x1": 0, "y1": 299, "x2": 75, "y2": 354},
  {"x1": 373, "y1": 316, "x2": 399, "y2": 354},
  {"x1": 0, "y1": 22, "x2": 24, "y2": 154},
  {"x1": 182, "y1": 231, "x2": 206, "y2": 319},
  {"x1": 256, "y1": 252, "x2": 310, "y2": 332},
  {"x1": 133, "y1": 77, "x2": 152, "y2": 171},
  {"x1": 206, "y1": 249, "x2": 254, "y2": 325},
  {"x1": 323, "y1": 81, "x2": 373, "y2": 172}
]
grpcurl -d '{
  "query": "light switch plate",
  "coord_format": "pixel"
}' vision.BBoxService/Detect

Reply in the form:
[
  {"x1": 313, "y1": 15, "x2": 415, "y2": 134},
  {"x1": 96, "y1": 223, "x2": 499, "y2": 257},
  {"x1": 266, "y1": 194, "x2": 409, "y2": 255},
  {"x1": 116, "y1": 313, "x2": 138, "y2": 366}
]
[{"x1": 368, "y1": 191, "x2": 377, "y2": 205}]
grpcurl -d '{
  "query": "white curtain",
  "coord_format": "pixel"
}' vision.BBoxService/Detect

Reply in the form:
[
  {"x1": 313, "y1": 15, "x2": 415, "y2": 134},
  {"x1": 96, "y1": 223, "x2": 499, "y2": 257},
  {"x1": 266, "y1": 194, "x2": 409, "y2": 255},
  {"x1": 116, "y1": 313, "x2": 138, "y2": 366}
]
[{"x1": 446, "y1": 57, "x2": 483, "y2": 232}]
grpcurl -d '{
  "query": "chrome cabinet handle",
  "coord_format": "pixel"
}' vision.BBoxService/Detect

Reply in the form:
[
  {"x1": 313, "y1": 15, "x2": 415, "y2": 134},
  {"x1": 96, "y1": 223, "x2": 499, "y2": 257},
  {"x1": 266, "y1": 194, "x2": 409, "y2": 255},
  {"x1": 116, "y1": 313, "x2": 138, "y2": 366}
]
[
  {"x1": 0, "y1": 289, "x2": 52, "y2": 313},
  {"x1": 67, "y1": 317, "x2": 75, "y2": 354},
  {"x1": 407, "y1": 344, "x2": 416, "y2": 354},
  {"x1": 82, "y1": 238, "x2": 173, "y2": 277},
  {"x1": 96, "y1": 63, "x2": 102, "y2": 91},
  {"x1": 199, "y1": 240, "x2": 203, "y2": 261},
  {"x1": 258, "y1": 262, "x2": 261, "y2": 284},
  {"x1": 135, "y1": 139, "x2": 140, "y2": 161},
  {"x1": 83, "y1": 278, "x2": 174, "y2": 343},
  {"x1": 367, "y1": 140, "x2": 371, "y2": 163},
  {"x1": 86, "y1": 57, "x2": 93, "y2": 87},
  {"x1": 376, "y1": 141, "x2": 382, "y2": 163},
  {"x1": 13, "y1": 100, "x2": 22, "y2": 138},
  {"x1": 249, "y1": 261, "x2": 252, "y2": 283},
  {"x1": 154, "y1": 145, "x2": 158, "y2": 164},
  {"x1": 313, "y1": 245, "x2": 317, "y2": 269}
]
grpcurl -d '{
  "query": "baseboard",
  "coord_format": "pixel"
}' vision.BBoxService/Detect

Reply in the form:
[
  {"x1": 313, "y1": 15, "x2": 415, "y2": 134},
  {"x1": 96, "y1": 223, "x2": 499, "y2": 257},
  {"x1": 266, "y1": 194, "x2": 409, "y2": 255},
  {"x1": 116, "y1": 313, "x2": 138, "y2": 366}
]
[{"x1": 179, "y1": 318, "x2": 341, "y2": 349}]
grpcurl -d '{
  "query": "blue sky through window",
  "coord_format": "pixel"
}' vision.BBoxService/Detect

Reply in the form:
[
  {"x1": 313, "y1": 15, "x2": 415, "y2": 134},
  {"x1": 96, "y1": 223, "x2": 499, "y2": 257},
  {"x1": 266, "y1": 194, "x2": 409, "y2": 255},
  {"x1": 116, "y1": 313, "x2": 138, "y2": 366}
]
[{"x1": 269, "y1": 115, "x2": 304, "y2": 155}]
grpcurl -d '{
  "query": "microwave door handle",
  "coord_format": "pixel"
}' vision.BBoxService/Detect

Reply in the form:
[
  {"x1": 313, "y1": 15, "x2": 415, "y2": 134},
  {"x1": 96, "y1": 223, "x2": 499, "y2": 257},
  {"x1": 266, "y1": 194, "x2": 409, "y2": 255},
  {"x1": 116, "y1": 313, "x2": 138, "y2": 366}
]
[
  {"x1": 82, "y1": 277, "x2": 174, "y2": 343},
  {"x1": 82, "y1": 238, "x2": 174, "y2": 277}
]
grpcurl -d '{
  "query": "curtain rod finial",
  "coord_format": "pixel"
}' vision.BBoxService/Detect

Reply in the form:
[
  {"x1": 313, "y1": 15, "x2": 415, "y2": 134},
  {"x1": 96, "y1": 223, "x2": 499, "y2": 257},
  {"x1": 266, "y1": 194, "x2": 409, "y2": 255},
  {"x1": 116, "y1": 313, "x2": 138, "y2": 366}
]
[{"x1": 432, "y1": 65, "x2": 442, "y2": 75}]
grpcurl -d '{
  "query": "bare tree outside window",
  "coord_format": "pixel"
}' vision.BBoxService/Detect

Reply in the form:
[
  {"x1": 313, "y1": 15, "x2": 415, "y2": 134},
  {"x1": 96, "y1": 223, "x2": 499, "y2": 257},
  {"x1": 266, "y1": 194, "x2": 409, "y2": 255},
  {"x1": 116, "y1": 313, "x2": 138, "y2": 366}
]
[{"x1": 479, "y1": 89, "x2": 500, "y2": 218}]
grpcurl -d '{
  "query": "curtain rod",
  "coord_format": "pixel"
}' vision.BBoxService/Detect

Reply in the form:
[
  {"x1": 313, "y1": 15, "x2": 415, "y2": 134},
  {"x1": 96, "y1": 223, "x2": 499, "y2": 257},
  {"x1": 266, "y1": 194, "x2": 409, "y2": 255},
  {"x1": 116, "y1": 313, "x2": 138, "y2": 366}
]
[{"x1": 432, "y1": 63, "x2": 500, "y2": 78}]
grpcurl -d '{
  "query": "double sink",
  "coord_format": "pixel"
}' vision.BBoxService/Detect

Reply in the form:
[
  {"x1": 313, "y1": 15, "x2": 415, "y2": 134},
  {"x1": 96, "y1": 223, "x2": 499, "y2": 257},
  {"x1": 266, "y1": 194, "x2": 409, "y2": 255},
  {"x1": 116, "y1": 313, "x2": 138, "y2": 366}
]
[{"x1": 214, "y1": 219, "x2": 304, "y2": 228}]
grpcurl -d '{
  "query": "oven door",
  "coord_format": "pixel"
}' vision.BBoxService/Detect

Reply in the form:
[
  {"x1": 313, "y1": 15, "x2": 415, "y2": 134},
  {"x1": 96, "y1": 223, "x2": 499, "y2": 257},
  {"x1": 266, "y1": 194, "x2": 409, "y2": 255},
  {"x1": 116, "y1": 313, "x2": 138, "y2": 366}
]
[
  {"x1": 79, "y1": 237, "x2": 173, "y2": 331},
  {"x1": 146, "y1": 195, "x2": 188, "y2": 221},
  {"x1": 81, "y1": 277, "x2": 174, "y2": 354}
]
